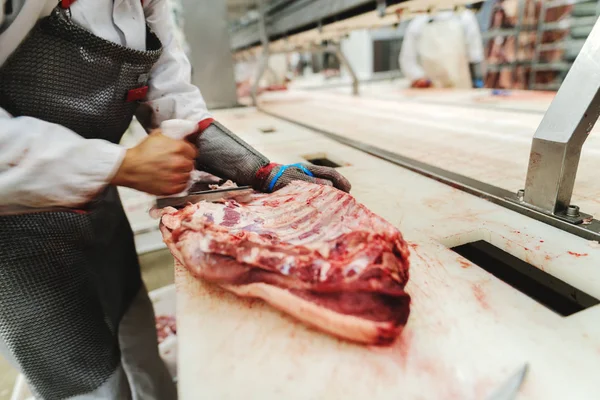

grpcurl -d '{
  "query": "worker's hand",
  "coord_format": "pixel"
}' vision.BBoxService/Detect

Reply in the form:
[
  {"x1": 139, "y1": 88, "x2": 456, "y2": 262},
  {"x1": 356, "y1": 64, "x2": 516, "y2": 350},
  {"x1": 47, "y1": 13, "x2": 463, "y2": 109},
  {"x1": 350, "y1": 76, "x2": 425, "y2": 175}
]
[
  {"x1": 112, "y1": 130, "x2": 197, "y2": 196},
  {"x1": 255, "y1": 163, "x2": 352, "y2": 193},
  {"x1": 194, "y1": 120, "x2": 352, "y2": 193},
  {"x1": 472, "y1": 79, "x2": 485, "y2": 89},
  {"x1": 410, "y1": 78, "x2": 432, "y2": 89}
]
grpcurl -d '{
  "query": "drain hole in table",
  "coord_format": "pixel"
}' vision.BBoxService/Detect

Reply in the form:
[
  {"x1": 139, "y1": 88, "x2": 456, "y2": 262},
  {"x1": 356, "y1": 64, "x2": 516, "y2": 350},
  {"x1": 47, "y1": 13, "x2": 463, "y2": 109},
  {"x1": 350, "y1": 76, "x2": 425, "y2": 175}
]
[
  {"x1": 304, "y1": 156, "x2": 342, "y2": 168},
  {"x1": 259, "y1": 126, "x2": 276, "y2": 133},
  {"x1": 451, "y1": 240, "x2": 599, "y2": 316}
]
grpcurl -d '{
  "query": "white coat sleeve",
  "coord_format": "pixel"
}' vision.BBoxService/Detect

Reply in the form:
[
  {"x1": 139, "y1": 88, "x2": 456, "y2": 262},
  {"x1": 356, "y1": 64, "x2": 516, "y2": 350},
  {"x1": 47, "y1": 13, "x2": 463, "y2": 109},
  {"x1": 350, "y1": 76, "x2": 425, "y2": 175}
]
[
  {"x1": 461, "y1": 10, "x2": 485, "y2": 63},
  {"x1": 0, "y1": 108, "x2": 125, "y2": 210},
  {"x1": 142, "y1": 0, "x2": 212, "y2": 138},
  {"x1": 399, "y1": 18, "x2": 427, "y2": 82}
]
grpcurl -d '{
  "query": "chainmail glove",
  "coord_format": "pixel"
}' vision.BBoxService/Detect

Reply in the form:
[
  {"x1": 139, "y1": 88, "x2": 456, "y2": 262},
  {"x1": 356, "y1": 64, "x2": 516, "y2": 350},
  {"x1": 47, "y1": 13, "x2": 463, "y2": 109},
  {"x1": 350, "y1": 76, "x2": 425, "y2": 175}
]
[
  {"x1": 195, "y1": 120, "x2": 351, "y2": 193},
  {"x1": 254, "y1": 163, "x2": 351, "y2": 193}
]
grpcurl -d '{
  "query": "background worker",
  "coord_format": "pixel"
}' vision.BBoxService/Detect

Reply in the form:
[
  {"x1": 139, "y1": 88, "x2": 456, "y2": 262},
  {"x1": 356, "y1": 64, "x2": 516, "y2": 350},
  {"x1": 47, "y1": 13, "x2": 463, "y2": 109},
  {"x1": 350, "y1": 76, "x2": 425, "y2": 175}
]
[{"x1": 399, "y1": 6, "x2": 485, "y2": 89}]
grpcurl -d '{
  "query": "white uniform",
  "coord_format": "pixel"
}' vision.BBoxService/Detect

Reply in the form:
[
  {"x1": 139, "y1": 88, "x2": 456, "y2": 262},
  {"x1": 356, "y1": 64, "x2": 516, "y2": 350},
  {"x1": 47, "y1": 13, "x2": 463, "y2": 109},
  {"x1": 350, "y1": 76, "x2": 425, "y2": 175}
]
[
  {"x1": 399, "y1": 9, "x2": 484, "y2": 87},
  {"x1": 0, "y1": 0, "x2": 211, "y2": 213},
  {"x1": 235, "y1": 59, "x2": 256, "y2": 84}
]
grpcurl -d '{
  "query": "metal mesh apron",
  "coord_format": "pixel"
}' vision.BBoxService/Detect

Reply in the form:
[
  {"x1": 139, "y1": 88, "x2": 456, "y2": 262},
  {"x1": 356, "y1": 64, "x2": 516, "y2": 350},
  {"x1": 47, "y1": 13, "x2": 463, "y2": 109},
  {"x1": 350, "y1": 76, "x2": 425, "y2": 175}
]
[
  {"x1": 0, "y1": 4, "x2": 162, "y2": 399},
  {"x1": 0, "y1": 5, "x2": 162, "y2": 141}
]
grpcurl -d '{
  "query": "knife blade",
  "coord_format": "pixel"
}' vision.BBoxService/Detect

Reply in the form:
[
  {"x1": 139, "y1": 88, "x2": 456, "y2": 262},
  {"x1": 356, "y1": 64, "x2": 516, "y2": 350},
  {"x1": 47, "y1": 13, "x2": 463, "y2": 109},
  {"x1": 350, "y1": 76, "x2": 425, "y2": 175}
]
[
  {"x1": 155, "y1": 186, "x2": 253, "y2": 209},
  {"x1": 487, "y1": 363, "x2": 528, "y2": 400}
]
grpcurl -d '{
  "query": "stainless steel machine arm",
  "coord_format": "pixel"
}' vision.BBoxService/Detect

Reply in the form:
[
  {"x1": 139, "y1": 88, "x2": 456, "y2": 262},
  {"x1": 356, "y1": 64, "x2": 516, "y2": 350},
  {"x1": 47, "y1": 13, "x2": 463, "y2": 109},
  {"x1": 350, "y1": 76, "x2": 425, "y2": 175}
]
[{"x1": 523, "y1": 16, "x2": 600, "y2": 218}]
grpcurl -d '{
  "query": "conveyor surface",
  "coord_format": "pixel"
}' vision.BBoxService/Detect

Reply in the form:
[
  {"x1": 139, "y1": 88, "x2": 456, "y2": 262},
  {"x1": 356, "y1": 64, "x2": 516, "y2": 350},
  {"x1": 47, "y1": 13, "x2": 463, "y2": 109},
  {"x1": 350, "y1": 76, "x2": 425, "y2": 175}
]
[{"x1": 176, "y1": 107, "x2": 600, "y2": 400}]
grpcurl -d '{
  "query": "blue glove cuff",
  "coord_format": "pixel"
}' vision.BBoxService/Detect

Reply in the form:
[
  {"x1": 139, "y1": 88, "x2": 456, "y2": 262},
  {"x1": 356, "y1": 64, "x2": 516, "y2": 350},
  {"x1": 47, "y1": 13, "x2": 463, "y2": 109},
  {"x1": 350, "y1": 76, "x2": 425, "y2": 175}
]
[{"x1": 268, "y1": 163, "x2": 314, "y2": 192}]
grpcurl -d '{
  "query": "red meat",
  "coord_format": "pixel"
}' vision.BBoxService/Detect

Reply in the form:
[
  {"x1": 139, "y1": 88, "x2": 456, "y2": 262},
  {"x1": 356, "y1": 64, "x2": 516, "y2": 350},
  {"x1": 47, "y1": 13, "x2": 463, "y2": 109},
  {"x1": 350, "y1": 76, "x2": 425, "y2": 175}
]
[
  {"x1": 156, "y1": 315, "x2": 176, "y2": 344},
  {"x1": 160, "y1": 181, "x2": 410, "y2": 345}
]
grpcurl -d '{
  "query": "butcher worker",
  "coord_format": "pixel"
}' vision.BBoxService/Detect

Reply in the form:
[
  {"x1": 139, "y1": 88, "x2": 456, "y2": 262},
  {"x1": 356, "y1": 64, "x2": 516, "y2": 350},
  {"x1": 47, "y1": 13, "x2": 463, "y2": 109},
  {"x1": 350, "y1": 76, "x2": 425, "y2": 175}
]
[
  {"x1": 399, "y1": 6, "x2": 485, "y2": 89},
  {"x1": 0, "y1": 1, "x2": 351, "y2": 399}
]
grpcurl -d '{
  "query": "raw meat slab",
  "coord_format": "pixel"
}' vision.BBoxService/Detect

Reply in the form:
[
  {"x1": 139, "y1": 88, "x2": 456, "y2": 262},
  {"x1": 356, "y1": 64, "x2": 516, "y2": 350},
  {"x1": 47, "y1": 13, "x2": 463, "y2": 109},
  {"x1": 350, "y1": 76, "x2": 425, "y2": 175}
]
[{"x1": 160, "y1": 181, "x2": 410, "y2": 345}]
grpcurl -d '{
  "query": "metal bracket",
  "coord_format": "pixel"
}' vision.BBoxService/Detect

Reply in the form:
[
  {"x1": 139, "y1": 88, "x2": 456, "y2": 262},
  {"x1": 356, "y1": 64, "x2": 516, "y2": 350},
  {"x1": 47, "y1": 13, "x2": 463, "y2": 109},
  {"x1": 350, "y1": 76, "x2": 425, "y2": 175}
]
[
  {"x1": 505, "y1": 192, "x2": 593, "y2": 225},
  {"x1": 332, "y1": 43, "x2": 359, "y2": 96},
  {"x1": 520, "y1": 16, "x2": 600, "y2": 221},
  {"x1": 376, "y1": 0, "x2": 386, "y2": 18}
]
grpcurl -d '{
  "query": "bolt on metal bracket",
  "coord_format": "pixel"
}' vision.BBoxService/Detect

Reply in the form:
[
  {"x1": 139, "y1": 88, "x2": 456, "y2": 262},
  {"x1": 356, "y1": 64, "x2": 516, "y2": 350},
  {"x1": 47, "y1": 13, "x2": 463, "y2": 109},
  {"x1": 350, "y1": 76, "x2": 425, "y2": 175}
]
[{"x1": 506, "y1": 190, "x2": 592, "y2": 225}]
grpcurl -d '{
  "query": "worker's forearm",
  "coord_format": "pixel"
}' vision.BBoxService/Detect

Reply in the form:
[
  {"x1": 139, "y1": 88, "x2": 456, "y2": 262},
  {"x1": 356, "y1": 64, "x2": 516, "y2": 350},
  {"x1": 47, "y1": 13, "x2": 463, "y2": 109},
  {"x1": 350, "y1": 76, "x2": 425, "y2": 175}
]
[
  {"x1": 469, "y1": 62, "x2": 484, "y2": 81},
  {"x1": 399, "y1": 44, "x2": 427, "y2": 82},
  {"x1": 156, "y1": 118, "x2": 270, "y2": 186},
  {"x1": 469, "y1": 62, "x2": 484, "y2": 88},
  {"x1": 0, "y1": 112, "x2": 125, "y2": 211},
  {"x1": 193, "y1": 120, "x2": 351, "y2": 193},
  {"x1": 399, "y1": 17, "x2": 428, "y2": 82},
  {"x1": 195, "y1": 121, "x2": 269, "y2": 187},
  {"x1": 460, "y1": 8, "x2": 485, "y2": 65}
]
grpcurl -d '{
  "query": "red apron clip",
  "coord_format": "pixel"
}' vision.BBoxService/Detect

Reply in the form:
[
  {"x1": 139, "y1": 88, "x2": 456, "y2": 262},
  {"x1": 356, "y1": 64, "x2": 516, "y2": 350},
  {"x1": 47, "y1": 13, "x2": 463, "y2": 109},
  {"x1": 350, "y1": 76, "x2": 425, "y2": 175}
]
[
  {"x1": 126, "y1": 86, "x2": 149, "y2": 102},
  {"x1": 60, "y1": 0, "x2": 77, "y2": 8},
  {"x1": 196, "y1": 118, "x2": 215, "y2": 133}
]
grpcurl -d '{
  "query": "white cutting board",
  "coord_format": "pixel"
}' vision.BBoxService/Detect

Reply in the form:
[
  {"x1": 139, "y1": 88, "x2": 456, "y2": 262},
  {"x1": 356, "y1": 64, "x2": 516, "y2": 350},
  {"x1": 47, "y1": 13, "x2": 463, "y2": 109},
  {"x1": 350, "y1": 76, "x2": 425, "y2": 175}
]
[
  {"x1": 258, "y1": 89, "x2": 600, "y2": 220},
  {"x1": 319, "y1": 81, "x2": 556, "y2": 113},
  {"x1": 176, "y1": 108, "x2": 600, "y2": 400}
]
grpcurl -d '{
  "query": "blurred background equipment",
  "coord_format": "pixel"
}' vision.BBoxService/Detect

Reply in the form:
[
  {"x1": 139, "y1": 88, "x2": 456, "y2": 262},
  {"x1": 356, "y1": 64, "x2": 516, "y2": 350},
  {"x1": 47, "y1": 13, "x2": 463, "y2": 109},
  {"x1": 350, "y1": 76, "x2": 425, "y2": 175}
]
[{"x1": 227, "y1": 0, "x2": 600, "y2": 92}]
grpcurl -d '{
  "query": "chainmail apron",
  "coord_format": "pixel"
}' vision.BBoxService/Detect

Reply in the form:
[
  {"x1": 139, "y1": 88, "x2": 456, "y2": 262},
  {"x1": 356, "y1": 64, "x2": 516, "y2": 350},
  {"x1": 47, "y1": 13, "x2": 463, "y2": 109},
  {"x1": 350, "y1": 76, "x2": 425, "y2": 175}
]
[{"x1": 0, "y1": 3, "x2": 162, "y2": 399}]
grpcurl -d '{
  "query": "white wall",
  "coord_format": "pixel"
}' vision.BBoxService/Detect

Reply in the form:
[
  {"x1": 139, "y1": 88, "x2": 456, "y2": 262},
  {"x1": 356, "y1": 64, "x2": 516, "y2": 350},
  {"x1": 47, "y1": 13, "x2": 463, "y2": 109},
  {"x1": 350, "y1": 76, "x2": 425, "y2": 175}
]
[
  {"x1": 181, "y1": 0, "x2": 238, "y2": 108},
  {"x1": 339, "y1": 26, "x2": 406, "y2": 80}
]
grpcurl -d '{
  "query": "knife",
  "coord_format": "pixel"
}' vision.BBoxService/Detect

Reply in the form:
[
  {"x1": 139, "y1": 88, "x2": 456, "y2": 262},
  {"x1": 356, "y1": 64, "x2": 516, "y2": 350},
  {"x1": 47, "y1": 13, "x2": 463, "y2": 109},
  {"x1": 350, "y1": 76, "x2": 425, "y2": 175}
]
[
  {"x1": 155, "y1": 186, "x2": 254, "y2": 209},
  {"x1": 487, "y1": 363, "x2": 529, "y2": 400}
]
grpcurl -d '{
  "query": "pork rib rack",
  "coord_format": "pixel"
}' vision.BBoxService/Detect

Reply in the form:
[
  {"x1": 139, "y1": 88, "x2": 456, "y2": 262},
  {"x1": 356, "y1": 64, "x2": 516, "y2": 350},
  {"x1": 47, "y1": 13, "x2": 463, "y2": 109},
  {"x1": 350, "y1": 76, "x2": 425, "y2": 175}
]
[{"x1": 160, "y1": 181, "x2": 411, "y2": 345}]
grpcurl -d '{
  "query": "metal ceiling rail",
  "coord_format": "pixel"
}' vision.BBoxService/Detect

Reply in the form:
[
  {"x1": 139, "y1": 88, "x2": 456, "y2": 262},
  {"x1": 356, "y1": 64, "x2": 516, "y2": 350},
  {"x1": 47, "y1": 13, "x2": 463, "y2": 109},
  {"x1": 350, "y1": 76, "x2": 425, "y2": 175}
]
[
  {"x1": 231, "y1": 0, "x2": 483, "y2": 55},
  {"x1": 230, "y1": 0, "x2": 437, "y2": 51},
  {"x1": 231, "y1": 0, "x2": 380, "y2": 50}
]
